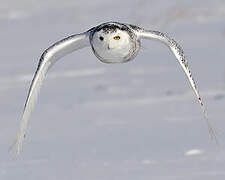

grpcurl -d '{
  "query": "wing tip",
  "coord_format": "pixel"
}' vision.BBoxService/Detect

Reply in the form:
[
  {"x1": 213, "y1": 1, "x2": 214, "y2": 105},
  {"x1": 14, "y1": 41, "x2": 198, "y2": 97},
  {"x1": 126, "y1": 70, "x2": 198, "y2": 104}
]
[
  {"x1": 9, "y1": 130, "x2": 25, "y2": 159},
  {"x1": 207, "y1": 121, "x2": 219, "y2": 145}
]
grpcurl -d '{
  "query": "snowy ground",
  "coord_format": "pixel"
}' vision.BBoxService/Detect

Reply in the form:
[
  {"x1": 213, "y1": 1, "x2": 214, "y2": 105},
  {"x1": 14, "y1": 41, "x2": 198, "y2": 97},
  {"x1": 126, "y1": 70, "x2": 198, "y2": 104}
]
[{"x1": 1, "y1": 0, "x2": 225, "y2": 179}]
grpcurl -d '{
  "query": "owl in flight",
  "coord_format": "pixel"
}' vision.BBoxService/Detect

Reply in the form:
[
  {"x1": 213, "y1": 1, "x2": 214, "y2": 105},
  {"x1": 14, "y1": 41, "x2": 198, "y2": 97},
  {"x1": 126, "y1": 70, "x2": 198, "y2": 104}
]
[{"x1": 10, "y1": 22, "x2": 217, "y2": 158}]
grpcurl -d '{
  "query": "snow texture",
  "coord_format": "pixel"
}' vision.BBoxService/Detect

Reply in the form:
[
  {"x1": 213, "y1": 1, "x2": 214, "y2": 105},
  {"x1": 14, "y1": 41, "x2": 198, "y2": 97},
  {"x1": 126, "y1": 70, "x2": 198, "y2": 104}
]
[{"x1": 1, "y1": 0, "x2": 225, "y2": 179}]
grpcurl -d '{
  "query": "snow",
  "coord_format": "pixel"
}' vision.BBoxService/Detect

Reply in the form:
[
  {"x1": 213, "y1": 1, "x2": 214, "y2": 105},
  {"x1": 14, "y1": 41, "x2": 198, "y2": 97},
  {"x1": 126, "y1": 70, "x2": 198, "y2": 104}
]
[
  {"x1": 1, "y1": 0, "x2": 225, "y2": 179},
  {"x1": 185, "y1": 149, "x2": 204, "y2": 156}
]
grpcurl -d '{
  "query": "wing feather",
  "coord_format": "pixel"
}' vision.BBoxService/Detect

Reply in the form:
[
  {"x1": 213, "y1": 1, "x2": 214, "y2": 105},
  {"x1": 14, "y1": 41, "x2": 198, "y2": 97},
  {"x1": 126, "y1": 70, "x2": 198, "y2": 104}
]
[
  {"x1": 10, "y1": 32, "x2": 91, "y2": 158},
  {"x1": 137, "y1": 29, "x2": 217, "y2": 141}
]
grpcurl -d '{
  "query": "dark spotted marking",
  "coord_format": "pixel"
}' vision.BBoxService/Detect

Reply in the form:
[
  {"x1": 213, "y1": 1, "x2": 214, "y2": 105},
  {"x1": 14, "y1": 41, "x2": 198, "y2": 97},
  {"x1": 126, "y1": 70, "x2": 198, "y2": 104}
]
[
  {"x1": 96, "y1": 24, "x2": 119, "y2": 33},
  {"x1": 128, "y1": 24, "x2": 142, "y2": 31},
  {"x1": 93, "y1": 22, "x2": 135, "y2": 38},
  {"x1": 88, "y1": 22, "x2": 138, "y2": 47}
]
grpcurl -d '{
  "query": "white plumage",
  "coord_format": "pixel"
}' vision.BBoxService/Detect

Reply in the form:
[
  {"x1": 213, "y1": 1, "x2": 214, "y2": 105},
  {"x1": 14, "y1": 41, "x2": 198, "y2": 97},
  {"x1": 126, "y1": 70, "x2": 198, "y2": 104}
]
[{"x1": 10, "y1": 22, "x2": 217, "y2": 158}]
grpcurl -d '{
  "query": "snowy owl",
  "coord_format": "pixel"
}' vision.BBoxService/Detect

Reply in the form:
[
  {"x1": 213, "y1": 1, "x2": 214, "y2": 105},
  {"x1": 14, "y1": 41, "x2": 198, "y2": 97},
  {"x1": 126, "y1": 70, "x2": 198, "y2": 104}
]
[{"x1": 10, "y1": 21, "x2": 217, "y2": 158}]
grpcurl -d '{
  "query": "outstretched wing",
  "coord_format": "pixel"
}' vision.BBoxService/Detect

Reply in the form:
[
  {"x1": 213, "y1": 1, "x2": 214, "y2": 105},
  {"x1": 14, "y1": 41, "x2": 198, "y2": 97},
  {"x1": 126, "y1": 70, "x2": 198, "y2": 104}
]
[
  {"x1": 10, "y1": 31, "x2": 91, "y2": 158},
  {"x1": 137, "y1": 29, "x2": 217, "y2": 141}
]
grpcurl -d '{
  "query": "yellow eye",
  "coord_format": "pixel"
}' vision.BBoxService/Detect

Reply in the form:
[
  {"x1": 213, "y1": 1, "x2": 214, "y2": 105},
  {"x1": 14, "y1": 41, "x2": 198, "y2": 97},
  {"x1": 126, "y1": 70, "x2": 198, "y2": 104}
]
[{"x1": 113, "y1": 36, "x2": 120, "y2": 40}]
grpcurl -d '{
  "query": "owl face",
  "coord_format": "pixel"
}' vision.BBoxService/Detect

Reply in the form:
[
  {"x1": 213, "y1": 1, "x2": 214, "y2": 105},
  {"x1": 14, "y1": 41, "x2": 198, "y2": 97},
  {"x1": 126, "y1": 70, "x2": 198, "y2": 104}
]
[{"x1": 90, "y1": 22, "x2": 140, "y2": 63}]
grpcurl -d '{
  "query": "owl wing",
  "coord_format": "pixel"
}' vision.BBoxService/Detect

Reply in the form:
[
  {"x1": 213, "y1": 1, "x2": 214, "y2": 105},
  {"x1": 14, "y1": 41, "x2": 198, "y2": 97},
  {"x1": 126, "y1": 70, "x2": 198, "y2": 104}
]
[
  {"x1": 137, "y1": 29, "x2": 217, "y2": 142},
  {"x1": 10, "y1": 31, "x2": 91, "y2": 158}
]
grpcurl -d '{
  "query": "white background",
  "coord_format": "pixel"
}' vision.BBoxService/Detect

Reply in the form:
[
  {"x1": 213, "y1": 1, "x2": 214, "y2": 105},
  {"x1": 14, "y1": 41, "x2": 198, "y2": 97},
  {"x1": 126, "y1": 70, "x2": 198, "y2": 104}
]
[{"x1": 1, "y1": 0, "x2": 225, "y2": 179}]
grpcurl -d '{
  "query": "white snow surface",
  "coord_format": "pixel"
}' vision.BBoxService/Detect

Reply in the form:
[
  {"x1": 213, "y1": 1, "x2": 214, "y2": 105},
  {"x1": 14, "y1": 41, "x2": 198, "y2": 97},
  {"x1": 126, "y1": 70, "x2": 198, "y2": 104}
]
[
  {"x1": 185, "y1": 149, "x2": 204, "y2": 156},
  {"x1": 1, "y1": 0, "x2": 225, "y2": 179}
]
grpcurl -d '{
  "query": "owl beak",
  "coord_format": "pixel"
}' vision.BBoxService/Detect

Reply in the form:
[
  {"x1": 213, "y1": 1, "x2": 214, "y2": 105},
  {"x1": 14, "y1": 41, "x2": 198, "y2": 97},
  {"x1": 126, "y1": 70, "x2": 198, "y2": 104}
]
[
  {"x1": 108, "y1": 39, "x2": 118, "y2": 49},
  {"x1": 107, "y1": 43, "x2": 114, "y2": 50}
]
